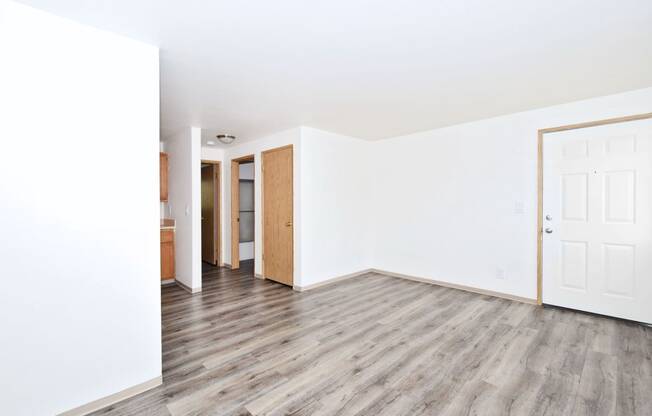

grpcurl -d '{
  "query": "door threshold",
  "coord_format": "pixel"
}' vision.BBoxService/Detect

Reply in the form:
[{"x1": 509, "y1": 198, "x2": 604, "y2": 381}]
[{"x1": 543, "y1": 303, "x2": 651, "y2": 327}]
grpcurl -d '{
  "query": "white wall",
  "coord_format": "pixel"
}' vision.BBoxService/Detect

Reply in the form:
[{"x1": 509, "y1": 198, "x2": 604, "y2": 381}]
[
  {"x1": 239, "y1": 162, "x2": 255, "y2": 180},
  {"x1": 222, "y1": 128, "x2": 302, "y2": 279},
  {"x1": 0, "y1": 2, "x2": 161, "y2": 415},
  {"x1": 299, "y1": 127, "x2": 374, "y2": 287},
  {"x1": 373, "y1": 87, "x2": 652, "y2": 300},
  {"x1": 214, "y1": 127, "x2": 375, "y2": 286},
  {"x1": 199, "y1": 89, "x2": 652, "y2": 299},
  {"x1": 165, "y1": 127, "x2": 202, "y2": 291},
  {"x1": 239, "y1": 241, "x2": 255, "y2": 261},
  {"x1": 201, "y1": 146, "x2": 224, "y2": 161}
]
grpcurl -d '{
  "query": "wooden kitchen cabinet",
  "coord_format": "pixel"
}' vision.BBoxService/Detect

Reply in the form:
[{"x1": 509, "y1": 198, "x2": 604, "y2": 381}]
[
  {"x1": 161, "y1": 229, "x2": 175, "y2": 280},
  {"x1": 160, "y1": 152, "x2": 169, "y2": 201}
]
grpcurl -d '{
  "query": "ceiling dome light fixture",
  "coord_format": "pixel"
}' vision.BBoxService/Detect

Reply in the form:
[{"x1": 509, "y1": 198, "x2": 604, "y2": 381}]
[{"x1": 216, "y1": 134, "x2": 236, "y2": 145}]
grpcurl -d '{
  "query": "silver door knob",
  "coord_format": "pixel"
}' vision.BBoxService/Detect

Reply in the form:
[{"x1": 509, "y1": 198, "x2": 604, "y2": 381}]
[{"x1": 545, "y1": 228, "x2": 553, "y2": 234}]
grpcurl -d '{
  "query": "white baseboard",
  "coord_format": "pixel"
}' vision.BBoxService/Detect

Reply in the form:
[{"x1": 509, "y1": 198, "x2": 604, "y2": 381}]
[
  {"x1": 254, "y1": 273, "x2": 264, "y2": 279},
  {"x1": 291, "y1": 267, "x2": 535, "y2": 304},
  {"x1": 293, "y1": 269, "x2": 374, "y2": 292},
  {"x1": 161, "y1": 279, "x2": 175, "y2": 285},
  {"x1": 176, "y1": 280, "x2": 201, "y2": 294},
  {"x1": 371, "y1": 268, "x2": 537, "y2": 305},
  {"x1": 58, "y1": 376, "x2": 161, "y2": 416}
]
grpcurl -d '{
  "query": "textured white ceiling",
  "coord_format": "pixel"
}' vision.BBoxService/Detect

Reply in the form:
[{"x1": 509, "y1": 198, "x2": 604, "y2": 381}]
[{"x1": 19, "y1": 0, "x2": 652, "y2": 144}]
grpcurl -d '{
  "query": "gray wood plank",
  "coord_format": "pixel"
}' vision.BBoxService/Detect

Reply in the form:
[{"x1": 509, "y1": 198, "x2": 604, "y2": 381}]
[{"x1": 89, "y1": 263, "x2": 652, "y2": 416}]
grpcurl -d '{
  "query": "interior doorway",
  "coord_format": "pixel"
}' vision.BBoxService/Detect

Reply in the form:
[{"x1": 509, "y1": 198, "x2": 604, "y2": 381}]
[
  {"x1": 201, "y1": 161, "x2": 221, "y2": 266},
  {"x1": 230, "y1": 155, "x2": 255, "y2": 269}
]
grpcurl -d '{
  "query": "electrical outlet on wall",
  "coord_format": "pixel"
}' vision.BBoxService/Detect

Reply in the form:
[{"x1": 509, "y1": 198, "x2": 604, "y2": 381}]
[
  {"x1": 495, "y1": 267, "x2": 506, "y2": 280},
  {"x1": 513, "y1": 201, "x2": 524, "y2": 215}
]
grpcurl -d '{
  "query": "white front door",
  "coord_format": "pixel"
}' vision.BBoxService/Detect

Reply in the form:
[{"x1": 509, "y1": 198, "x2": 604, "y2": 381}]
[{"x1": 542, "y1": 118, "x2": 652, "y2": 324}]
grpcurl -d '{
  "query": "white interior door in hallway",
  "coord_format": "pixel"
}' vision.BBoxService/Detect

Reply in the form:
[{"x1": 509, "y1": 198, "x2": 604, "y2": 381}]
[{"x1": 543, "y1": 117, "x2": 652, "y2": 324}]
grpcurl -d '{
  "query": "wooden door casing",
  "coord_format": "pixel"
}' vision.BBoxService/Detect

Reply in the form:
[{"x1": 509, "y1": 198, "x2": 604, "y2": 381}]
[
  {"x1": 201, "y1": 165, "x2": 216, "y2": 264},
  {"x1": 160, "y1": 152, "x2": 168, "y2": 201},
  {"x1": 231, "y1": 160, "x2": 240, "y2": 269}
]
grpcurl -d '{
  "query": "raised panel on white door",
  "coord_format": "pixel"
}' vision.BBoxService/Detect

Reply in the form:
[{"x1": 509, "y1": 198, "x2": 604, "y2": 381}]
[
  {"x1": 561, "y1": 173, "x2": 588, "y2": 222},
  {"x1": 560, "y1": 241, "x2": 587, "y2": 291},
  {"x1": 603, "y1": 170, "x2": 635, "y2": 224},
  {"x1": 602, "y1": 244, "x2": 635, "y2": 298},
  {"x1": 562, "y1": 140, "x2": 588, "y2": 159},
  {"x1": 604, "y1": 134, "x2": 636, "y2": 155}
]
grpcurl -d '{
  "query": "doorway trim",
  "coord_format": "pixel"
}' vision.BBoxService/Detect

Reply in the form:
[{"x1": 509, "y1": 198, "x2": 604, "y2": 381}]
[
  {"x1": 536, "y1": 111, "x2": 652, "y2": 305},
  {"x1": 230, "y1": 154, "x2": 255, "y2": 269},
  {"x1": 201, "y1": 160, "x2": 222, "y2": 266},
  {"x1": 261, "y1": 144, "x2": 294, "y2": 284}
]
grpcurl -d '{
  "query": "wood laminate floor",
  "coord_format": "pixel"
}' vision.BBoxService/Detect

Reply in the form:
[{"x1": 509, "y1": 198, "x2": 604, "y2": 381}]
[{"x1": 92, "y1": 261, "x2": 652, "y2": 416}]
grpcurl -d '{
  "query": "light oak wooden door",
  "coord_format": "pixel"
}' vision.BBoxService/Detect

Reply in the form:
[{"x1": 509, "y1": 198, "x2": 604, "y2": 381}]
[
  {"x1": 262, "y1": 145, "x2": 293, "y2": 286},
  {"x1": 543, "y1": 118, "x2": 652, "y2": 323},
  {"x1": 161, "y1": 230, "x2": 175, "y2": 280},
  {"x1": 201, "y1": 165, "x2": 216, "y2": 264}
]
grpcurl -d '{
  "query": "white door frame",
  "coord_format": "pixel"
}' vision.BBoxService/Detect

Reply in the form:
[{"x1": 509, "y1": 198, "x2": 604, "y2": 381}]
[{"x1": 536, "y1": 112, "x2": 652, "y2": 305}]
